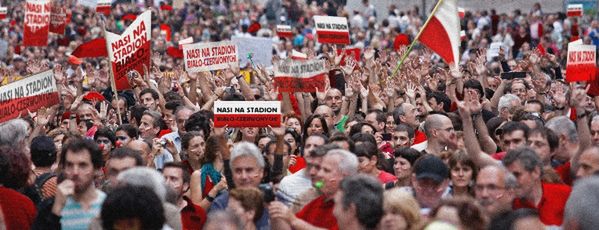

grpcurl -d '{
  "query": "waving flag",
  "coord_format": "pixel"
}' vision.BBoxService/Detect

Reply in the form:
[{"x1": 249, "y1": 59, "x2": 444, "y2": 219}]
[
  {"x1": 72, "y1": 38, "x2": 107, "y2": 58},
  {"x1": 417, "y1": 0, "x2": 460, "y2": 69}
]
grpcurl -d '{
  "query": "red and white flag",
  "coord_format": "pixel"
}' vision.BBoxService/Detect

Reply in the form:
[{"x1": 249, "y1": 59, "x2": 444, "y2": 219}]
[
  {"x1": 178, "y1": 37, "x2": 193, "y2": 49},
  {"x1": 0, "y1": 7, "x2": 7, "y2": 20},
  {"x1": 458, "y1": 7, "x2": 465, "y2": 19},
  {"x1": 276, "y1": 25, "x2": 293, "y2": 38},
  {"x1": 0, "y1": 70, "x2": 59, "y2": 123},
  {"x1": 567, "y1": 4, "x2": 583, "y2": 17},
  {"x1": 417, "y1": 0, "x2": 460, "y2": 69},
  {"x1": 105, "y1": 10, "x2": 151, "y2": 91},
  {"x1": 96, "y1": 0, "x2": 111, "y2": 16},
  {"x1": 49, "y1": 3, "x2": 68, "y2": 34},
  {"x1": 290, "y1": 49, "x2": 307, "y2": 60},
  {"x1": 566, "y1": 42, "x2": 596, "y2": 82},
  {"x1": 274, "y1": 59, "x2": 327, "y2": 93},
  {"x1": 314, "y1": 16, "x2": 350, "y2": 44},
  {"x1": 24, "y1": 0, "x2": 52, "y2": 47}
]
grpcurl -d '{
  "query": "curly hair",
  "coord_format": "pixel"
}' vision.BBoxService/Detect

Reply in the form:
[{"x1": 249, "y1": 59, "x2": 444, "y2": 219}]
[{"x1": 0, "y1": 146, "x2": 31, "y2": 190}]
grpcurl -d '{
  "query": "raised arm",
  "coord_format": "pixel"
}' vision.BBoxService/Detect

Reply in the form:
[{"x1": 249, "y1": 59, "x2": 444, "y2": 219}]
[{"x1": 458, "y1": 91, "x2": 500, "y2": 168}]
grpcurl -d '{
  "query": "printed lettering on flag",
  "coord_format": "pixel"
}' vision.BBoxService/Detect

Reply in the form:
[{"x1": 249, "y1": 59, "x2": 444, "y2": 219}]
[
  {"x1": 183, "y1": 41, "x2": 238, "y2": 73},
  {"x1": 106, "y1": 10, "x2": 151, "y2": 91},
  {"x1": 274, "y1": 59, "x2": 327, "y2": 93},
  {"x1": 276, "y1": 25, "x2": 293, "y2": 38},
  {"x1": 314, "y1": 16, "x2": 350, "y2": 44},
  {"x1": 49, "y1": 3, "x2": 68, "y2": 34},
  {"x1": 78, "y1": 0, "x2": 98, "y2": 8},
  {"x1": 567, "y1": 4, "x2": 583, "y2": 17},
  {"x1": 214, "y1": 101, "x2": 281, "y2": 128},
  {"x1": 566, "y1": 43, "x2": 596, "y2": 82},
  {"x1": 232, "y1": 36, "x2": 273, "y2": 67},
  {"x1": 0, "y1": 7, "x2": 7, "y2": 20},
  {"x1": 96, "y1": 0, "x2": 111, "y2": 16},
  {"x1": 0, "y1": 70, "x2": 59, "y2": 123},
  {"x1": 24, "y1": 0, "x2": 51, "y2": 46}
]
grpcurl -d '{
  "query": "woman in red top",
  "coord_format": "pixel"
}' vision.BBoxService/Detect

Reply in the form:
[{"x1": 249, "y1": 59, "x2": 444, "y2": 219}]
[{"x1": 353, "y1": 141, "x2": 397, "y2": 184}]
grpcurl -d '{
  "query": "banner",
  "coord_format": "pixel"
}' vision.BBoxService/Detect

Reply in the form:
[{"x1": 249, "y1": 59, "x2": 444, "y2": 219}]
[
  {"x1": 49, "y1": 3, "x2": 68, "y2": 34},
  {"x1": 24, "y1": 0, "x2": 51, "y2": 47},
  {"x1": 183, "y1": 41, "x2": 238, "y2": 73},
  {"x1": 336, "y1": 47, "x2": 361, "y2": 66},
  {"x1": 214, "y1": 101, "x2": 281, "y2": 128},
  {"x1": 274, "y1": 59, "x2": 327, "y2": 93},
  {"x1": 566, "y1": 43, "x2": 596, "y2": 82},
  {"x1": 105, "y1": 10, "x2": 151, "y2": 91},
  {"x1": 232, "y1": 36, "x2": 273, "y2": 67},
  {"x1": 178, "y1": 36, "x2": 193, "y2": 49},
  {"x1": 78, "y1": 0, "x2": 98, "y2": 8},
  {"x1": 567, "y1": 4, "x2": 583, "y2": 17},
  {"x1": 96, "y1": 0, "x2": 111, "y2": 15},
  {"x1": 276, "y1": 25, "x2": 293, "y2": 38},
  {"x1": 313, "y1": 15, "x2": 350, "y2": 44},
  {"x1": 487, "y1": 42, "x2": 504, "y2": 61},
  {"x1": 0, "y1": 70, "x2": 59, "y2": 123},
  {"x1": 0, "y1": 7, "x2": 7, "y2": 20}
]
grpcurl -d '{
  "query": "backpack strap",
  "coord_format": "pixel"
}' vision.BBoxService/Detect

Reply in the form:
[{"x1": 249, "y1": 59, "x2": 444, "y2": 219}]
[{"x1": 35, "y1": 172, "x2": 56, "y2": 189}]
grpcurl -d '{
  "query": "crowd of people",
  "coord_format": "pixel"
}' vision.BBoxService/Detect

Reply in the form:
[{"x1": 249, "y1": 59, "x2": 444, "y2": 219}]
[{"x1": 1, "y1": 0, "x2": 599, "y2": 229}]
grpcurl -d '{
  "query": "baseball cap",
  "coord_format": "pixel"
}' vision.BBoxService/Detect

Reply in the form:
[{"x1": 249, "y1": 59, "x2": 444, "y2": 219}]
[{"x1": 413, "y1": 155, "x2": 449, "y2": 183}]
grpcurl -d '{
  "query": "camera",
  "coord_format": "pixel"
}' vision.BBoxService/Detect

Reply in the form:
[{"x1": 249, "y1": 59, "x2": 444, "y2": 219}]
[{"x1": 258, "y1": 183, "x2": 275, "y2": 203}]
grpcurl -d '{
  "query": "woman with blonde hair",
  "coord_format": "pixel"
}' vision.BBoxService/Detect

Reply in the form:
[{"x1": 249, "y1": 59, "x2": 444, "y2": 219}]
[{"x1": 379, "y1": 188, "x2": 422, "y2": 230}]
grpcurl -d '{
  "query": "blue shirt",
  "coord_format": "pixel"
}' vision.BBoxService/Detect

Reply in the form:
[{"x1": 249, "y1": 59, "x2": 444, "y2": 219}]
[{"x1": 60, "y1": 190, "x2": 106, "y2": 230}]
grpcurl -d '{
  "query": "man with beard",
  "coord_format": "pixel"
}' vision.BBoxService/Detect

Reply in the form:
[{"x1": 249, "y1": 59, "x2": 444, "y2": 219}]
[{"x1": 33, "y1": 138, "x2": 106, "y2": 229}]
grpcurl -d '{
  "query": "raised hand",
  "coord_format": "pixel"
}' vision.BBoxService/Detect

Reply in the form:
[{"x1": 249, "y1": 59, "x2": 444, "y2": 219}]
[
  {"x1": 364, "y1": 47, "x2": 375, "y2": 60},
  {"x1": 405, "y1": 82, "x2": 416, "y2": 99}
]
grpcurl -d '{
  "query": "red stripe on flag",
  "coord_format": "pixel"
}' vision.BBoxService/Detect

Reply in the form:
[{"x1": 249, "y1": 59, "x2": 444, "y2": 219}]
[
  {"x1": 316, "y1": 31, "x2": 350, "y2": 44},
  {"x1": 72, "y1": 38, "x2": 107, "y2": 58},
  {"x1": 274, "y1": 74, "x2": 326, "y2": 93},
  {"x1": 214, "y1": 114, "x2": 282, "y2": 127},
  {"x1": 0, "y1": 92, "x2": 60, "y2": 123},
  {"x1": 418, "y1": 16, "x2": 455, "y2": 65}
]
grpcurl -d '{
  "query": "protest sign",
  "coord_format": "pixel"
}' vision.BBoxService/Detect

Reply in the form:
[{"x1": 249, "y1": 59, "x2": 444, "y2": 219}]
[
  {"x1": 214, "y1": 101, "x2": 281, "y2": 128},
  {"x1": 291, "y1": 49, "x2": 307, "y2": 60},
  {"x1": 0, "y1": 7, "x2": 7, "y2": 20},
  {"x1": 274, "y1": 59, "x2": 327, "y2": 93},
  {"x1": 24, "y1": 0, "x2": 51, "y2": 46},
  {"x1": 232, "y1": 36, "x2": 273, "y2": 67},
  {"x1": 96, "y1": 0, "x2": 111, "y2": 15},
  {"x1": 314, "y1": 15, "x2": 350, "y2": 44},
  {"x1": 49, "y1": 3, "x2": 68, "y2": 34},
  {"x1": 566, "y1": 43, "x2": 596, "y2": 82},
  {"x1": 183, "y1": 41, "x2": 238, "y2": 72},
  {"x1": 567, "y1": 4, "x2": 583, "y2": 17},
  {"x1": 276, "y1": 25, "x2": 293, "y2": 38},
  {"x1": 0, "y1": 70, "x2": 59, "y2": 123},
  {"x1": 105, "y1": 10, "x2": 151, "y2": 90},
  {"x1": 336, "y1": 47, "x2": 361, "y2": 66},
  {"x1": 487, "y1": 42, "x2": 504, "y2": 61},
  {"x1": 78, "y1": 0, "x2": 98, "y2": 8}
]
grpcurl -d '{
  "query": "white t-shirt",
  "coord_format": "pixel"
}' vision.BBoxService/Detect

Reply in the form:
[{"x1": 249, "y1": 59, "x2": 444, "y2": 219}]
[{"x1": 277, "y1": 169, "x2": 312, "y2": 206}]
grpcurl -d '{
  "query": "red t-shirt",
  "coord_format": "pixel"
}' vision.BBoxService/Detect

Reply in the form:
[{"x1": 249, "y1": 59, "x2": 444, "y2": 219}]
[
  {"x1": 0, "y1": 187, "x2": 37, "y2": 230},
  {"x1": 512, "y1": 182, "x2": 571, "y2": 226},
  {"x1": 296, "y1": 195, "x2": 338, "y2": 230},
  {"x1": 491, "y1": 151, "x2": 507, "y2": 160},
  {"x1": 555, "y1": 161, "x2": 573, "y2": 186},
  {"x1": 181, "y1": 196, "x2": 207, "y2": 230},
  {"x1": 378, "y1": 171, "x2": 397, "y2": 184}
]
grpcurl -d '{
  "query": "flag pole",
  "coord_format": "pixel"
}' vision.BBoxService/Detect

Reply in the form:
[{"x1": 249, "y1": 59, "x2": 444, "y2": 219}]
[
  {"x1": 101, "y1": 18, "x2": 123, "y2": 125},
  {"x1": 390, "y1": 0, "x2": 446, "y2": 79}
]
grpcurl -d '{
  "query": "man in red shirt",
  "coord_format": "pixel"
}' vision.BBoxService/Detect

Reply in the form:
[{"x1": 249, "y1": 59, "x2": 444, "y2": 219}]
[
  {"x1": 162, "y1": 162, "x2": 207, "y2": 230},
  {"x1": 502, "y1": 147, "x2": 571, "y2": 226},
  {"x1": 269, "y1": 149, "x2": 358, "y2": 229}
]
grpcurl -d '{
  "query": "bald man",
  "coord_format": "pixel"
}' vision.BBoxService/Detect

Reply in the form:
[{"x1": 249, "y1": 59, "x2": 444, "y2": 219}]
[{"x1": 423, "y1": 114, "x2": 457, "y2": 156}]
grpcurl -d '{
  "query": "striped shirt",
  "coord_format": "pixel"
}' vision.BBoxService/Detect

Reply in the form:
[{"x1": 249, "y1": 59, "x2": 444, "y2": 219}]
[{"x1": 60, "y1": 190, "x2": 106, "y2": 230}]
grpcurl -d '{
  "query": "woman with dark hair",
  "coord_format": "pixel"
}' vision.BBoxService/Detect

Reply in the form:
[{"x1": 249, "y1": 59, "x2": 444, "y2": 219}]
[
  {"x1": 283, "y1": 113, "x2": 303, "y2": 134},
  {"x1": 188, "y1": 133, "x2": 225, "y2": 205},
  {"x1": 284, "y1": 128, "x2": 304, "y2": 173},
  {"x1": 0, "y1": 148, "x2": 37, "y2": 230},
  {"x1": 448, "y1": 150, "x2": 478, "y2": 197},
  {"x1": 387, "y1": 147, "x2": 423, "y2": 189},
  {"x1": 429, "y1": 197, "x2": 487, "y2": 230},
  {"x1": 353, "y1": 142, "x2": 396, "y2": 184},
  {"x1": 101, "y1": 185, "x2": 166, "y2": 230},
  {"x1": 301, "y1": 114, "x2": 329, "y2": 143}
]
